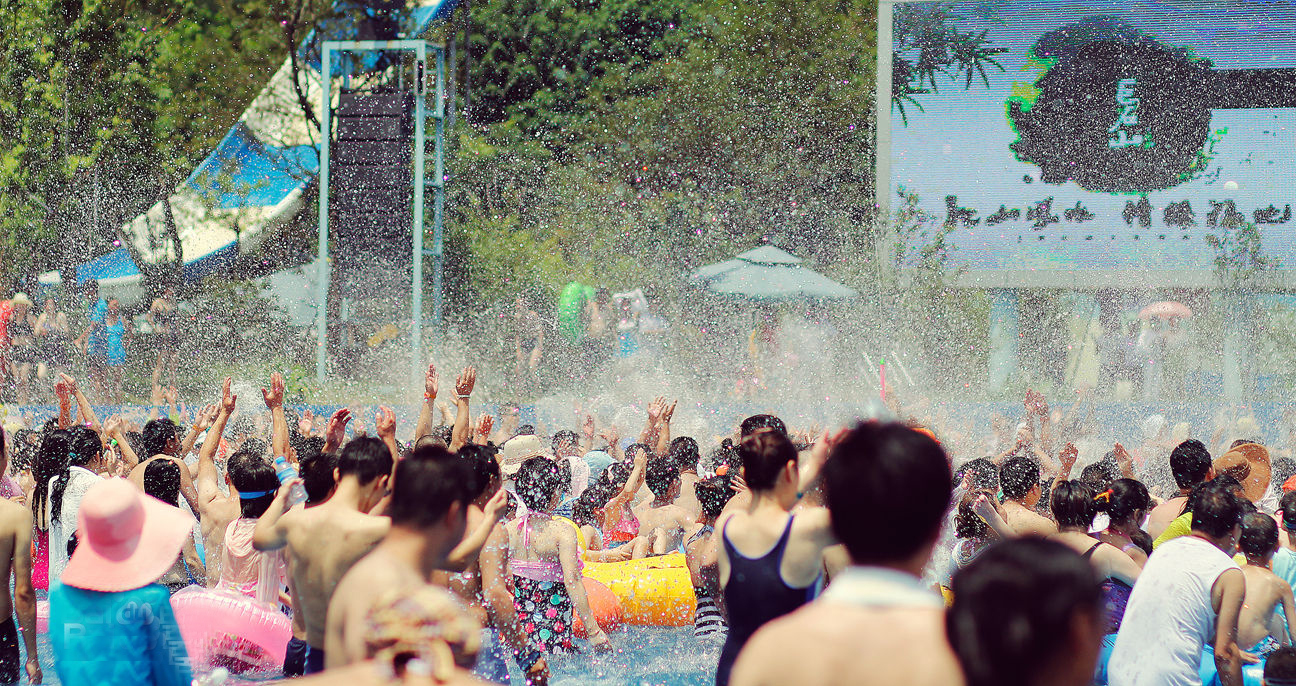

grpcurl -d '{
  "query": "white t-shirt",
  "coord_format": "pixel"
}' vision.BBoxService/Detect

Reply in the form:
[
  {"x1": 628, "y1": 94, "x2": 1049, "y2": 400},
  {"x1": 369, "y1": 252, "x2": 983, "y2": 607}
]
[
  {"x1": 47, "y1": 467, "x2": 105, "y2": 585},
  {"x1": 1108, "y1": 536, "x2": 1239, "y2": 686}
]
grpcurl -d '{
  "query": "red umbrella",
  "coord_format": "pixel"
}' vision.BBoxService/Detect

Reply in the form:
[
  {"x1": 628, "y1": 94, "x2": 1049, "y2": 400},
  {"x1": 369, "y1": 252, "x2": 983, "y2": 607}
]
[{"x1": 1138, "y1": 301, "x2": 1192, "y2": 320}]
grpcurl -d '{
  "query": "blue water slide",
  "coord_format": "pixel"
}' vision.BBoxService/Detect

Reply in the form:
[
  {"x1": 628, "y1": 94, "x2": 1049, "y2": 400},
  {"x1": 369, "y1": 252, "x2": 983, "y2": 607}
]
[{"x1": 38, "y1": 0, "x2": 458, "y2": 300}]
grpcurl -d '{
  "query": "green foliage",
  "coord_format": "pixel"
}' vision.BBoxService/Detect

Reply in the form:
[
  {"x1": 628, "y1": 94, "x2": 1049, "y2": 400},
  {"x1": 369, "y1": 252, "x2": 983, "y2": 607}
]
[{"x1": 891, "y1": 2, "x2": 1005, "y2": 125}]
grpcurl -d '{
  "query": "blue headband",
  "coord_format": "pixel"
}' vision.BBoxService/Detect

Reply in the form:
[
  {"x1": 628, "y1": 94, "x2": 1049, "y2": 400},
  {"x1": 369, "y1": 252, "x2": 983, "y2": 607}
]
[{"x1": 238, "y1": 490, "x2": 273, "y2": 500}]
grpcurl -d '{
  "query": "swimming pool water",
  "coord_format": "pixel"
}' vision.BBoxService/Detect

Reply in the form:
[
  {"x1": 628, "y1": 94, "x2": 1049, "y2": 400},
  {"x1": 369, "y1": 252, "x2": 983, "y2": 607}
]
[{"x1": 26, "y1": 624, "x2": 714, "y2": 685}]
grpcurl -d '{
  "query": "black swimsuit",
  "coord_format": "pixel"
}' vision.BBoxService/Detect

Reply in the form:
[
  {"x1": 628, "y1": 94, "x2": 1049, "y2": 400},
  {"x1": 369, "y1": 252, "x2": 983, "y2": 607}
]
[{"x1": 715, "y1": 517, "x2": 817, "y2": 686}]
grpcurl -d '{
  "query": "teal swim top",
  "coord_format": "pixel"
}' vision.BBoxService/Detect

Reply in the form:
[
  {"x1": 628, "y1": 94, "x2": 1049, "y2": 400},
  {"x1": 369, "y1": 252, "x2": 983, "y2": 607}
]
[{"x1": 49, "y1": 582, "x2": 192, "y2": 686}]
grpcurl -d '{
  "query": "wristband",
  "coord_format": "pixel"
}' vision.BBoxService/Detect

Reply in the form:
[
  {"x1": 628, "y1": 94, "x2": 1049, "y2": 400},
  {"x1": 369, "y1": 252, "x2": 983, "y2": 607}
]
[
  {"x1": 457, "y1": 394, "x2": 471, "y2": 400},
  {"x1": 424, "y1": 392, "x2": 435, "y2": 400}
]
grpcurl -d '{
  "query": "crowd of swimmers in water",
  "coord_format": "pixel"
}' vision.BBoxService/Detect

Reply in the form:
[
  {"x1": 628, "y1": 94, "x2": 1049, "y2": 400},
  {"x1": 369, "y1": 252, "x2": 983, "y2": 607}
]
[{"x1": 4, "y1": 366, "x2": 1296, "y2": 686}]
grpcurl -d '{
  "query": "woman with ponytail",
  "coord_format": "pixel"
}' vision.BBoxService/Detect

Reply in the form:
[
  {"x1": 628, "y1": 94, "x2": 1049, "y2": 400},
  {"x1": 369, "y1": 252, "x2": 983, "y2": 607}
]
[
  {"x1": 46, "y1": 426, "x2": 109, "y2": 585},
  {"x1": 1049, "y1": 480, "x2": 1141, "y2": 634},
  {"x1": 1095, "y1": 478, "x2": 1154, "y2": 567}
]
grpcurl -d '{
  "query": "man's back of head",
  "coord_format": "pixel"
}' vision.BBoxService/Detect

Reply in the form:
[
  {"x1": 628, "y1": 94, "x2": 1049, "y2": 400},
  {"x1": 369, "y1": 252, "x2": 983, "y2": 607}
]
[
  {"x1": 338, "y1": 437, "x2": 394, "y2": 485},
  {"x1": 823, "y1": 422, "x2": 952, "y2": 567},
  {"x1": 1265, "y1": 646, "x2": 1296, "y2": 686},
  {"x1": 999, "y1": 456, "x2": 1040, "y2": 502},
  {"x1": 1170, "y1": 439, "x2": 1212, "y2": 491},
  {"x1": 645, "y1": 457, "x2": 680, "y2": 502},
  {"x1": 389, "y1": 446, "x2": 471, "y2": 533},
  {"x1": 668, "y1": 436, "x2": 700, "y2": 473},
  {"x1": 142, "y1": 418, "x2": 179, "y2": 457},
  {"x1": 1192, "y1": 483, "x2": 1243, "y2": 542},
  {"x1": 740, "y1": 414, "x2": 786, "y2": 438}
]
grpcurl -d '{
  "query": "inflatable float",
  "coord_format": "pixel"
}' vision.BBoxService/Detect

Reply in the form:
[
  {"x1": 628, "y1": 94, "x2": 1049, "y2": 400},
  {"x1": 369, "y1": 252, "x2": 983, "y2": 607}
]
[
  {"x1": 583, "y1": 552, "x2": 695, "y2": 627},
  {"x1": 171, "y1": 586, "x2": 292, "y2": 675},
  {"x1": 1094, "y1": 634, "x2": 1264, "y2": 686}
]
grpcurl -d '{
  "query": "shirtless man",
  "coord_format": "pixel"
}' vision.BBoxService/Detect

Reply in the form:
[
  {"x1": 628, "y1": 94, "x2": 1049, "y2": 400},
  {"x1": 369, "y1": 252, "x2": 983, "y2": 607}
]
[
  {"x1": 635, "y1": 457, "x2": 695, "y2": 554},
  {"x1": 437, "y1": 445, "x2": 546, "y2": 685},
  {"x1": 998, "y1": 456, "x2": 1056, "y2": 537},
  {"x1": 326, "y1": 446, "x2": 508, "y2": 670},
  {"x1": 127, "y1": 414, "x2": 209, "y2": 513},
  {"x1": 669, "y1": 437, "x2": 703, "y2": 519},
  {"x1": 730, "y1": 423, "x2": 962, "y2": 686},
  {"x1": 194, "y1": 378, "x2": 245, "y2": 583},
  {"x1": 253, "y1": 435, "x2": 393, "y2": 674},
  {"x1": 1147, "y1": 440, "x2": 1213, "y2": 540},
  {"x1": 1237, "y1": 513, "x2": 1296, "y2": 657},
  {"x1": 0, "y1": 483, "x2": 39, "y2": 683}
]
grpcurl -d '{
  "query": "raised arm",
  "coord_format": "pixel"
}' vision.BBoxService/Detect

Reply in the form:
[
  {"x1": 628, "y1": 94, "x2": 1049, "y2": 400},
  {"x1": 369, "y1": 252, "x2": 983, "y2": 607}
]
[
  {"x1": 449, "y1": 367, "x2": 476, "y2": 453},
  {"x1": 375, "y1": 406, "x2": 400, "y2": 465},
  {"x1": 262, "y1": 372, "x2": 289, "y2": 460},
  {"x1": 54, "y1": 378, "x2": 72, "y2": 429},
  {"x1": 413, "y1": 360, "x2": 439, "y2": 442},
  {"x1": 197, "y1": 378, "x2": 236, "y2": 505},
  {"x1": 441, "y1": 489, "x2": 507, "y2": 572},
  {"x1": 640, "y1": 396, "x2": 666, "y2": 447},
  {"x1": 1048, "y1": 443, "x2": 1080, "y2": 498},
  {"x1": 605, "y1": 447, "x2": 647, "y2": 518},
  {"x1": 180, "y1": 405, "x2": 217, "y2": 458},
  {"x1": 61, "y1": 373, "x2": 100, "y2": 430},
  {"x1": 322, "y1": 407, "x2": 351, "y2": 456},
  {"x1": 654, "y1": 400, "x2": 676, "y2": 457},
  {"x1": 1112, "y1": 442, "x2": 1137, "y2": 480},
  {"x1": 103, "y1": 415, "x2": 140, "y2": 471},
  {"x1": 580, "y1": 414, "x2": 596, "y2": 455},
  {"x1": 253, "y1": 478, "x2": 300, "y2": 552}
]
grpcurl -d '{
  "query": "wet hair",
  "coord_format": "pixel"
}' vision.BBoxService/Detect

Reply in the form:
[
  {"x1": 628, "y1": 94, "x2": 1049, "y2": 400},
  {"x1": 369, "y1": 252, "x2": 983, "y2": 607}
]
[
  {"x1": 1274, "y1": 457, "x2": 1296, "y2": 490},
  {"x1": 338, "y1": 437, "x2": 394, "y2": 485},
  {"x1": 1079, "y1": 461, "x2": 1116, "y2": 493},
  {"x1": 947, "y1": 538, "x2": 1102, "y2": 686},
  {"x1": 389, "y1": 446, "x2": 472, "y2": 529},
  {"x1": 241, "y1": 437, "x2": 269, "y2": 458},
  {"x1": 1239, "y1": 512, "x2": 1279, "y2": 560},
  {"x1": 1231, "y1": 438, "x2": 1262, "y2": 450},
  {"x1": 1191, "y1": 484, "x2": 1243, "y2": 539},
  {"x1": 515, "y1": 425, "x2": 536, "y2": 437},
  {"x1": 668, "y1": 437, "x2": 700, "y2": 472},
  {"x1": 124, "y1": 431, "x2": 146, "y2": 460},
  {"x1": 143, "y1": 459, "x2": 182, "y2": 507},
  {"x1": 228, "y1": 449, "x2": 280, "y2": 518},
  {"x1": 572, "y1": 483, "x2": 611, "y2": 528},
  {"x1": 708, "y1": 440, "x2": 740, "y2": 474},
  {"x1": 298, "y1": 445, "x2": 337, "y2": 504},
  {"x1": 1281, "y1": 491, "x2": 1296, "y2": 531},
  {"x1": 999, "y1": 456, "x2": 1040, "y2": 500},
  {"x1": 32, "y1": 429, "x2": 70, "y2": 530},
  {"x1": 9, "y1": 429, "x2": 35, "y2": 472},
  {"x1": 551, "y1": 430, "x2": 579, "y2": 456},
  {"x1": 824, "y1": 422, "x2": 952, "y2": 565},
  {"x1": 51, "y1": 427, "x2": 103, "y2": 525},
  {"x1": 1265, "y1": 646, "x2": 1296, "y2": 686},
  {"x1": 738, "y1": 430, "x2": 798, "y2": 492},
  {"x1": 955, "y1": 491, "x2": 991, "y2": 539},
  {"x1": 624, "y1": 443, "x2": 653, "y2": 465},
  {"x1": 603, "y1": 461, "x2": 632, "y2": 491},
  {"x1": 458, "y1": 444, "x2": 501, "y2": 502},
  {"x1": 1049, "y1": 480, "x2": 1097, "y2": 530},
  {"x1": 142, "y1": 418, "x2": 179, "y2": 457},
  {"x1": 1170, "y1": 439, "x2": 1212, "y2": 490},
  {"x1": 695, "y1": 475, "x2": 734, "y2": 520},
  {"x1": 740, "y1": 414, "x2": 787, "y2": 438},
  {"x1": 956, "y1": 458, "x2": 999, "y2": 492},
  {"x1": 1096, "y1": 478, "x2": 1150, "y2": 525},
  {"x1": 514, "y1": 456, "x2": 563, "y2": 511},
  {"x1": 645, "y1": 457, "x2": 680, "y2": 499}
]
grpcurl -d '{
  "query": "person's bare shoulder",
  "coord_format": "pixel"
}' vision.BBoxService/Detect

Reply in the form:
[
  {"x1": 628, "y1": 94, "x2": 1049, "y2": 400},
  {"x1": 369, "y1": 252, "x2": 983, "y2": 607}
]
[{"x1": 0, "y1": 498, "x2": 29, "y2": 529}]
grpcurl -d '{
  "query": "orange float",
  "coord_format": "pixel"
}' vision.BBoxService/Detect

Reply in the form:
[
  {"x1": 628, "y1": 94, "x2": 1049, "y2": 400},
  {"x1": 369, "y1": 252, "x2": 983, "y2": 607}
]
[{"x1": 573, "y1": 577, "x2": 623, "y2": 637}]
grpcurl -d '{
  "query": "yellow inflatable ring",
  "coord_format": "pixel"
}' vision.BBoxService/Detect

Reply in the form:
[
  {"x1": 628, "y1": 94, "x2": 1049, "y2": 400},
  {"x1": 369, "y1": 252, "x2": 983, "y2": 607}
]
[{"x1": 583, "y1": 553, "x2": 695, "y2": 627}]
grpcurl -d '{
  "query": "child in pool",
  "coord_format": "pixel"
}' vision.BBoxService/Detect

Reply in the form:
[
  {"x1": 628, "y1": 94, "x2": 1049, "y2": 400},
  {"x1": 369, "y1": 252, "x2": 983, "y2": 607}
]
[{"x1": 1237, "y1": 513, "x2": 1296, "y2": 658}]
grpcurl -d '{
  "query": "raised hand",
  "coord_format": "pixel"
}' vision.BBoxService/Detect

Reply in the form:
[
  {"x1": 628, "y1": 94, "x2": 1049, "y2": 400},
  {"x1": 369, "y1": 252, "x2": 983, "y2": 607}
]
[
  {"x1": 600, "y1": 424, "x2": 620, "y2": 447},
  {"x1": 646, "y1": 396, "x2": 667, "y2": 423},
  {"x1": 59, "y1": 373, "x2": 78, "y2": 392},
  {"x1": 261, "y1": 372, "x2": 285, "y2": 409},
  {"x1": 424, "y1": 361, "x2": 439, "y2": 401},
  {"x1": 220, "y1": 377, "x2": 237, "y2": 414},
  {"x1": 476, "y1": 414, "x2": 494, "y2": 444},
  {"x1": 103, "y1": 414, "x2": 124, "y2": 437},
  {"x1": 455, "y1": 366, "x2": 477, "y2": 398},
  {"x1": 299, "y1": 409, "x2": 315, "y2": 436},
  {"x1": 324, "y1": 408, "x2": 351, "y2": 452},
  {"x1": 660, "y1": 399, "x2": 677, "y2": 424},
  {"x1": 1059, "y1": 442, "x2": 1079, "y2": 474},
  {"x1": 164, "y1": 386, "x2": 179, "y2": 407},
  {"x1": 482, "y1": 488, "x2": 508, "y2": 524},
  {"x1": 581, "y1": 414, "x2": 596, "y2": 439},
  {"x1": 195, "y1": 404, "x2": 218, "y2": 432},
  {"x1": 375, "y1": 406, "x2": 397, "y2": 443}
]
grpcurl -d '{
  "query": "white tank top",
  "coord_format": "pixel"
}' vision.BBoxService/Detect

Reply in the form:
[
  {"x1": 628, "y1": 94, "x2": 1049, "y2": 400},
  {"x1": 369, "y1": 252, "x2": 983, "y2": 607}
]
[{"x1": 1108, "y1": 535, "x2": 1239, "y2": 686}]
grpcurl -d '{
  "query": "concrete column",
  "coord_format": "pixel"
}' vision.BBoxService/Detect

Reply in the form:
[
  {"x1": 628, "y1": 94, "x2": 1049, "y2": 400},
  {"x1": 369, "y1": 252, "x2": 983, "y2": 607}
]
[
  {"x1": 989, "y1": 289, "x2": 1019, "y2": 393},
  {"x1": 1221, "y1": 291, "x2": 1252, "y2": 402}
]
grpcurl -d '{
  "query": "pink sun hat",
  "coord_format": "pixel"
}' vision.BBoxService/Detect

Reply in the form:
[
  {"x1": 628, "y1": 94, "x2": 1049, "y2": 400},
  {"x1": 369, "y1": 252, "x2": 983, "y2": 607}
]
[{"x1": 62, "y1": 479, "x2": 196, "y2": 592}]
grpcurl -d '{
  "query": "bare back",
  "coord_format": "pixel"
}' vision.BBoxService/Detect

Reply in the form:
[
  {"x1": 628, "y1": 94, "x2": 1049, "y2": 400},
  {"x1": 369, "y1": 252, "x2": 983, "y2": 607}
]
[
  {"x1": 325, "y1": 547, "x2": 423, "y2": 669},
  {"x1": 634, "y1": 501, "x2": 694, "y2": 552},
  {"x1": 1000, "y1": 500, "x2": 1057, "y2": 537},
  {"x1": 731, "y1": 603, "x2": 963, "y2": 686},
  {"x1": 282, "y1": 503, "x2": 390, "y2": 648},
  {"x1": 1147, "y1": 497, "x2": 1187, "y2": 540},
  {"x1": 1238, "y1": 565, "x2": 1292, "y2": 649}
]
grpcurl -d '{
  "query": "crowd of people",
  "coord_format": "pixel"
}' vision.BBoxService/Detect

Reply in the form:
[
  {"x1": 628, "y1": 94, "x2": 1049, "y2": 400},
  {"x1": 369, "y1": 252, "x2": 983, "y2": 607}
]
[
  {"x1": 0, "y1": 281, "x2": 182, "y2": 407},
  {"x1": 1, "y1": 352, "x2": 1296, "y2": 686}
]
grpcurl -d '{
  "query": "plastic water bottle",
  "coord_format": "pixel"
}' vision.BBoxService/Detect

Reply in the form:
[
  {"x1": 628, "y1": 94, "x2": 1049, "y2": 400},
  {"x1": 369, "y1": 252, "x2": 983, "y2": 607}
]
[{"x1": 273, "y1": 456, "x2": 307, "y2": 507}]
